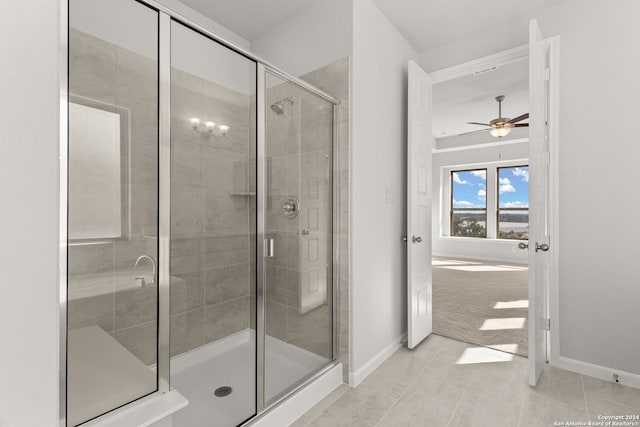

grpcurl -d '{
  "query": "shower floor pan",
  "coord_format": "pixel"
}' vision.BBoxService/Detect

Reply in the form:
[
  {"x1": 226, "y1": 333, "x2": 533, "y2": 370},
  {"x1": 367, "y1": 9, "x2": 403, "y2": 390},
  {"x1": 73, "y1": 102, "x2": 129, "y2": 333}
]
[{"x1": 171, "y1": 329, "x2": 329, "y2": 427}]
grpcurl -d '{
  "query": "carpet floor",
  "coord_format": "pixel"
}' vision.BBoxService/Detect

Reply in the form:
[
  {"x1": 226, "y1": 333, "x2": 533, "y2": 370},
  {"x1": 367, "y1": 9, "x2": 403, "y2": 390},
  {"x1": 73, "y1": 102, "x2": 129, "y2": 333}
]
[{"x1": 432, "y1": 257, "x2": 529, "y2": 357}]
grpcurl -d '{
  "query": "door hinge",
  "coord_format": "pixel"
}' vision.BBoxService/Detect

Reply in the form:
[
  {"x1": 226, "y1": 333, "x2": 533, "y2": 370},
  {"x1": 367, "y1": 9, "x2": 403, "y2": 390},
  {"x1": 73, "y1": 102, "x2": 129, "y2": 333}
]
[
  {"x1": 543, "y1": 318, "x2": 551, "y2": 331},
  {"x1": 544, "y1": 67, "x2": 551, "y2": 81}
]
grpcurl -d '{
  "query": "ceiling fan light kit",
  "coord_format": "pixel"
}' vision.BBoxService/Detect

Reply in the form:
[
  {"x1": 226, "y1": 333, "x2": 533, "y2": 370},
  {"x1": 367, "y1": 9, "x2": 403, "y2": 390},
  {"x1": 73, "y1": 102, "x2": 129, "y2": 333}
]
[
  {"x1": 490, "y1": 126, "x2": 511, "y2": 138},
  {"x1": 467, "y1": 95, "x2": 529, "y2": 139}
]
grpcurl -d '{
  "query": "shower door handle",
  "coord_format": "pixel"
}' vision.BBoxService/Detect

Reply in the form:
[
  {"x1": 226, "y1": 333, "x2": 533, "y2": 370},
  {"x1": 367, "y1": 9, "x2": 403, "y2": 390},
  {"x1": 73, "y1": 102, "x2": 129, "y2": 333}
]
[{"x1": 264, "y1": 238, "x2": 275, "y2": 258}]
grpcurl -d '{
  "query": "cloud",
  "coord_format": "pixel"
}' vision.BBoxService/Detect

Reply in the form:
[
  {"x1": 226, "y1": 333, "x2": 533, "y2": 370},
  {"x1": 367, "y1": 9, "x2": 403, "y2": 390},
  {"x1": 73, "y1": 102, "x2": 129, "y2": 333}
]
[
  {"x1": 502, "y1": 201, "x2": 529, "y2": 208},
  {"x1": 499, "y1": 177, "x2": 515, "y2": 193},
  {"x1": 470, "y1": 170, "x2": 486, "y2": 180},
  {"x1": 452, "y1": 173, "x2": 468, "y2": 184},
  {"x1": 453, "y1": 199, "x2": 476, "y2": 208},
  {"x1": 500, "y1": 184, "x2": 516, "y2": 193},
  {"x1": 512, "y1": 167, "x2": 529, "y2": 182},
  {"x1": 477, "y1": 189, "x2": 486, "y2": 198}
]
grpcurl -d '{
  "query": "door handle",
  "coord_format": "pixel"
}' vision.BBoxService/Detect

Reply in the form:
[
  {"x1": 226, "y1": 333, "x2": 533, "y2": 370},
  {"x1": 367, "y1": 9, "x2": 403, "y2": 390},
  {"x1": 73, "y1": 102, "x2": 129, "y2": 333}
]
[
  {"x1": 412, "y1": 235, "x2": 422, "y2": 243},
  {"x1": 264, "y1": 238, "x2": 275, "y2": 258},
  {"x1": 535, "y1": 242, "x2": 549, "y2": 252},
  {"x1": 518, "y1": 242, "x2": 528, "y2": 250}
]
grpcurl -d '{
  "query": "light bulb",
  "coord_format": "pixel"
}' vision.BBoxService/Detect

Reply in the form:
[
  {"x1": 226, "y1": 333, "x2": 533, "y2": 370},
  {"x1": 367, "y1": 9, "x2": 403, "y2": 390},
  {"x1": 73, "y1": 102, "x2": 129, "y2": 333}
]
[
  {"x1": 205, "y1": 121, "x2": 215, "y2": 133},
  {"x1": 190, "y1": 117, "x2": 200, "y2": 130},
  {"x1": 218, "y1": 125, "x2": 230, "y2": 136},
  {"x1": 490, "y1": 126, "x2": 511, "y2": 138}
]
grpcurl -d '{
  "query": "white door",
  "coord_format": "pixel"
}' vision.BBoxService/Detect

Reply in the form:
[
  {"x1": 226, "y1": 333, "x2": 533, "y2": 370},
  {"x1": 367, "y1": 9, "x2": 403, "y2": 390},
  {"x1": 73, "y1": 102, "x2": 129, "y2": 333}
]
[
  {"x1": 407, "y1": 61, "x2": 433, "y2": 349},
  {"x1": 528, "y1": 19, "x2": 551, "y2": 385}
]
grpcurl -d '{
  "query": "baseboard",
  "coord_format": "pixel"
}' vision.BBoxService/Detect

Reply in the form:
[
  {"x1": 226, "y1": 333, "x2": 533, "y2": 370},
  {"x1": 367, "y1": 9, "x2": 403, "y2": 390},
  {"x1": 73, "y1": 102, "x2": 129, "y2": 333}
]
[
  {"x1": 553, "y1": 356, "x2": 640, "y2": 390},
  {"x1": 348, "y1": 333, "x2": 407, "y2": 387},
  {"x1": 433, "y1": 251, "x2": 528, "y2": 266}
]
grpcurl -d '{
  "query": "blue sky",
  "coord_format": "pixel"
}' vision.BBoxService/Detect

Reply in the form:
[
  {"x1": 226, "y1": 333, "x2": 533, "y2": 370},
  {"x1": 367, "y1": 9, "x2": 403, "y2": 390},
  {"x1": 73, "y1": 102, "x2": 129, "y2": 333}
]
[{"x1": 452, "y1": 167, "x2": 529, "y2": 209}]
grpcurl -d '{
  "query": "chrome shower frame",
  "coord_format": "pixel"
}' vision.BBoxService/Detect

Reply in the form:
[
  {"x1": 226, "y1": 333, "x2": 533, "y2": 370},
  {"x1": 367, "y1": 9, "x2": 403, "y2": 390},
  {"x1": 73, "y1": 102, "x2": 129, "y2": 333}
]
[{"x1": 59, "y1": 0, "x2": 341, "y2": 425}]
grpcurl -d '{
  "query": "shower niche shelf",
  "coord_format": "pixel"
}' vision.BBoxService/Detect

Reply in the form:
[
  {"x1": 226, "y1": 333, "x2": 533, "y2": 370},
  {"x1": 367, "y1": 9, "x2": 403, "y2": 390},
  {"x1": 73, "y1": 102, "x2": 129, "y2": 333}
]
[{"x1": 229, "y1": 192, "x2": 256, "y2": 196}]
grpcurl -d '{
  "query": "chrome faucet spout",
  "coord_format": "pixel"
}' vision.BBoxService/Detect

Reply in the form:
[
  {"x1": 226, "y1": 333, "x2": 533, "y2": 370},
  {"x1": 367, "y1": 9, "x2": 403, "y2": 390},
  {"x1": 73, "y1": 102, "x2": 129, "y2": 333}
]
[{"x1": 134, "y1": 255, "x2": 157, "y2": 286}]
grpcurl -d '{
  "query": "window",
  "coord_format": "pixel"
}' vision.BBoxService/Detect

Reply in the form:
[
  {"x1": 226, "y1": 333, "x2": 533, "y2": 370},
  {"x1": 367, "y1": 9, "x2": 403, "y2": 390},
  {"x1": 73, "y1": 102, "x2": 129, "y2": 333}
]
[
  {"x1": 497, "y1": 166, "x2": 529, "y2": 240},
  {"x1": 451, "y1": 169, "x2": 487, "y2": 237}
]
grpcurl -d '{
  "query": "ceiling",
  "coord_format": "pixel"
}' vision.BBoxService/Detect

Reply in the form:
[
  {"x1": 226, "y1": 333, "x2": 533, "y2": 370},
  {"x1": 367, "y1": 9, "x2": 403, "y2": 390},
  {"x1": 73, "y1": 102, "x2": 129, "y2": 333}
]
[
  {"x1": 179, "y1": 0, "x2": 315, "y2": 40},
  {"x1": 433, "y1": 59, "x2": 528, "y2": 139},
  {"x1": 177, "y1": 0, "x2": 544, "y2": 143},
  {"x1": 371, "y1": 0, "x2": 569, "y2": 53}
]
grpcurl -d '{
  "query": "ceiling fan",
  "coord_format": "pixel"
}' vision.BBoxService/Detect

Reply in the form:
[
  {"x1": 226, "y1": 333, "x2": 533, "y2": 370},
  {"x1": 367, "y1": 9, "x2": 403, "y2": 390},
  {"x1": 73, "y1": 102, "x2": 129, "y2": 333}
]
[{"x1": 467, "y1": 95, "x2": 529, "y2": 138}]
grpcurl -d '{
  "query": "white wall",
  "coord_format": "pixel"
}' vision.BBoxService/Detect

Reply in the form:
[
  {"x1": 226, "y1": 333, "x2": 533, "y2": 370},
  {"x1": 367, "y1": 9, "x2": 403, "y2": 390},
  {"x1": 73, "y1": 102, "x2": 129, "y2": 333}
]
[
  {"x1": 0, "y1": 2, "x2": 247, "y2": 425},
  {"x1": 539, "y1": 0, "x2": 640, "y2": 378},
  {"x1": 432, "y1": 142, "x2": 529, "y2": 264},
  {"x1": 250, "y1": 0, "x2": 353, "y2": 77},
  {"x1": 157, "y1": 0, "x2": 250, "y2": 49},
  {"x1": 350, "y1": 0, "x2": 418, "y2": 381},
  {"x1": 421, "y1": 0, "x2": 640, "y2": 380},
  {"x1": 0, "y1": 2, "x2": 61, "y2": 426}
]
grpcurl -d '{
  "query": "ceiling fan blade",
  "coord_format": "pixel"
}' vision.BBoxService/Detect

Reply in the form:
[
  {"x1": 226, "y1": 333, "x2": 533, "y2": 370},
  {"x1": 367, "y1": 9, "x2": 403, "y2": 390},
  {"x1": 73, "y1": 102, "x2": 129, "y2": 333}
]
[
  {"x1": 457, "y1": 128, "x2": 491, "y2": 136},
  {"x1": 507, "y1": 113, "x2": 529, "y2": 124},
  {"x1": 467, "y1": 122, "x2": 491, "y2": 127},
  {"x1": 513, "y1": 123, "x2": 529, "y2": 127}
]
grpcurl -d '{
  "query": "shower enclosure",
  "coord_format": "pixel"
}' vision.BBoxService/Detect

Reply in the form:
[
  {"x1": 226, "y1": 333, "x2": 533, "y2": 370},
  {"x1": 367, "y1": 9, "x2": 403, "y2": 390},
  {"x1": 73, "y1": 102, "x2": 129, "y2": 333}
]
[{"x1": 64, "y1": 0, "x2": 338, "y2": 426}]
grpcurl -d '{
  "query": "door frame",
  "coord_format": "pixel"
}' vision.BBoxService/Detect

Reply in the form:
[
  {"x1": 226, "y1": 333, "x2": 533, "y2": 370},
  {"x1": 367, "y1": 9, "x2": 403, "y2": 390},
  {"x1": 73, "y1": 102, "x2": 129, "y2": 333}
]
[{"x1": 427, "y1": 40, "x2": 560, "y2": 367}]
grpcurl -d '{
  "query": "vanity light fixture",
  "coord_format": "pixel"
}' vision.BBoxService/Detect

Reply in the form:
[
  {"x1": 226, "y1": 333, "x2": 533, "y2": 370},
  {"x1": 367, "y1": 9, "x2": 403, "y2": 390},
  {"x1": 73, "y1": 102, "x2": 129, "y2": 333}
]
[
  {"x1": 218, "y1": 125, "x2": 230, "y2": 137},
  {"x1": 189, "y1": 118, "x2": 230, "y2": 138}
]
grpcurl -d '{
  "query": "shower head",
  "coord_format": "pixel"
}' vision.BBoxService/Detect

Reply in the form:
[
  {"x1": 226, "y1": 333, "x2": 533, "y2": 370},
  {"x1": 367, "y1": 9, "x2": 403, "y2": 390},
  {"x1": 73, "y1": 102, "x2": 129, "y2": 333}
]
[{"x1": 270, "y1": 97, "x2": 295, "y2": 115}]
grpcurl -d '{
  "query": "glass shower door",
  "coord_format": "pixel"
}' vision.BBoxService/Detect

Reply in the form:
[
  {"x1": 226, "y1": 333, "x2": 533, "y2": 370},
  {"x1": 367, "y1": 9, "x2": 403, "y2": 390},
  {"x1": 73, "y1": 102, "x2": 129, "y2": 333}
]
[
  {"x1": 169, "y1": 20, "x2": 257, "y2": 427},
  {"x1": 263, "y1": 72, "x2": 335, "y2": 404},
  {"x1": 67, "y1": 0, "x2": 159, "y2": 425}
]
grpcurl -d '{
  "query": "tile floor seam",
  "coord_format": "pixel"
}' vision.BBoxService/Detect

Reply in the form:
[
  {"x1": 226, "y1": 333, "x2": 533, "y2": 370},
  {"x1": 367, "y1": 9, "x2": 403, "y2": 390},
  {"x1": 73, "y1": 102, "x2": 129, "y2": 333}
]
[
  {"x1": 581, "y1": 375, "x2": 591, "y2": 421},
  {"x1": 294, "y1": 386, "x2": 349, "y2": 427},
  {"x1": 516, "y1": 389, "x2": 528, "y2": 427},
  {"x1": 528, "y1": 387, "x2": 591, "y2": 412},
  {"x1": 371, "y1": 395, "x2": 399, "y2": 427},
  {"x1": 372, "y1": 354, "x2": 429, "y2": 427},
  {"x1": 445, "y1": 378, "x2": 472, "y2": 427},
  {"x1": 589, "y1": 394, "x2": 640, "y2": 411}
]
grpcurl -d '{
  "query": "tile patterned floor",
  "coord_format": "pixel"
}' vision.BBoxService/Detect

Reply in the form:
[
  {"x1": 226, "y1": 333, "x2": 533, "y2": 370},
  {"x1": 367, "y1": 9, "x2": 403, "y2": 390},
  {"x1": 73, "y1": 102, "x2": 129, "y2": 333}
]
[{"x1": 292, "y1": 334, "x2": 640, "y2": 427}]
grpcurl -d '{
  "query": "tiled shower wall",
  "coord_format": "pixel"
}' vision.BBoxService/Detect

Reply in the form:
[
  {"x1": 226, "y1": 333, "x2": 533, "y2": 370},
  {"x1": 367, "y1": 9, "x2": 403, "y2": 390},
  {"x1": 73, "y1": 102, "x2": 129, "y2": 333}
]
[
  {"x1": 301, "y1": 58, "x2": 350, "y2": 379},
  {"x1": 263, "y1": 78, "x2": 334, "y2": 360},
  {"x1": 169, "y1": 67, "x2": 253, "y2": 357},
  {"x1": 67, "y1": 29, "x2": 159, "y2": 364},
  {"x1": 67, "y1": 29, "x2": 255, "y2": 363},
  {"x1": 67, "y1": 28, "x2": 349, "y2": 373}
]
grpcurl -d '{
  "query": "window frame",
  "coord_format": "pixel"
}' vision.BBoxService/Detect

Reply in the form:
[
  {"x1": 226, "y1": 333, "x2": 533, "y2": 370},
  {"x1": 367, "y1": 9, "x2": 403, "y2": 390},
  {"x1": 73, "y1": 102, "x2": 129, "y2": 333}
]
[
  {"x1": 449, "y1": 168, "x2": 488, "y2": 238},
  {"x1": 496, "y1": 165, "x2": 529, "y2": 241}
]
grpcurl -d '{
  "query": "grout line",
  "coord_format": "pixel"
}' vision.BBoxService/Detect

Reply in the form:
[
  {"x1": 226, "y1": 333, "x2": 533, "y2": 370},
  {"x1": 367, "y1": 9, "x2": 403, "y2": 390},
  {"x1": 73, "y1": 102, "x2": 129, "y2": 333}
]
[
  {"x1": 372, "y1": 397, "x2": 399, "y2": 427},
  {"x1": 296, "y1": 385, "x2": 349, "y2": 427},
  {"x1": 581, "y1": 391, "x2": 640, "y2": 412},
  {"x1": 528, "y1": 388, "x2": 592, "y2": 413},
  {"x1": 372, "y1": 353, "x2": 426, "y2": 427},
  {"x1": 581, "y1": 374, "x2": 590, "y2": 421},
  {"x1": 445, "y1": 380, "x2": 471, "y2": 427},
  {"x1": 516, "y1": 387, "x2": 528, "y2": 427}
]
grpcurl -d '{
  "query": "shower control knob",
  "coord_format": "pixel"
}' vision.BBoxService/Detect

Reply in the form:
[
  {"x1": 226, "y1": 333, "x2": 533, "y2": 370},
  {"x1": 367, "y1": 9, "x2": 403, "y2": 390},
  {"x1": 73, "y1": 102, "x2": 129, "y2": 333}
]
[{"x1": 282, "y1": 196, "x2": 299, "y2": 219}]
